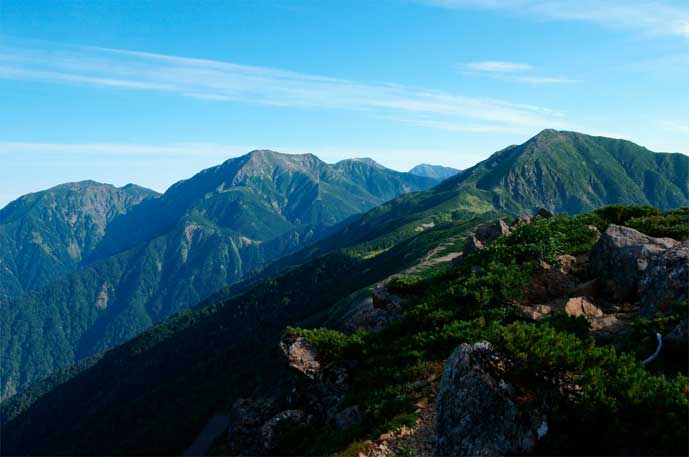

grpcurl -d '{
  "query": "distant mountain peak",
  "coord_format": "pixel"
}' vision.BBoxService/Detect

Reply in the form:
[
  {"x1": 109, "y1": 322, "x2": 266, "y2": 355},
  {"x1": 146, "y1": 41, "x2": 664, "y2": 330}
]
[
  {"x1": 336, "y1": 157, "x2": 387, "y2": 169},
  {"x1": 409, "y1": 163, "x2": 462, "y2": 180}
]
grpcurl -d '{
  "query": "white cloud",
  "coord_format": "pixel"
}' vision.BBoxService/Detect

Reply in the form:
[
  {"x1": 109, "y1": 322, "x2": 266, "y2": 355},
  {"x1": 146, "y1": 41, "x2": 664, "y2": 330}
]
[
  {"x1": 0, "y1": 41, "x2": 567, "y2": 135},
  {"x1": 465, "y1": 61, "x2": 532, "y2": 72},
  {"x1": 659, "y1": 120, "x2": 689, "y2": 135},
  {"x1": 460, "y1": 61, "x2": 574, "y2": 85},
  {"x1": 422, "y1": 0, "x2": 689, "y2": 39},
  {"x1": 511, "y1": 76, "x2": 574, "y2": 84}
]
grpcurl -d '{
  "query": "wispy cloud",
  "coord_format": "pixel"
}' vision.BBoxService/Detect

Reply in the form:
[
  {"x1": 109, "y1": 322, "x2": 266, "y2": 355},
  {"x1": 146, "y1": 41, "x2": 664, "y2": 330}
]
[
  {"x1": 658, "y1": 120, "x2": 689, "y2": 135},
  {"x1": 465, "y1": 61, "x2": 533, "y2": 72},
  {"x1": 422, "y1": 0, "x2": 689, "y2": 39},
  {"x1": 460, "y1": 60, "x2": 574, "y2": 85},
  {"x1": 0, "y1": 40, "x2": 569, "y2": 134}
]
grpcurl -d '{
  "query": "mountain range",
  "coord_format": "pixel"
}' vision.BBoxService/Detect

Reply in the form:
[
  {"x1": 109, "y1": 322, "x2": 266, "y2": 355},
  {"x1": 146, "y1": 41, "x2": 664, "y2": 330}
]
[
  {"x1": 1, "y1": 130, "x2": 687, "y2": 455},
  {"x1": 0, "y1": 150, "x2": 437, "y2": 399}
]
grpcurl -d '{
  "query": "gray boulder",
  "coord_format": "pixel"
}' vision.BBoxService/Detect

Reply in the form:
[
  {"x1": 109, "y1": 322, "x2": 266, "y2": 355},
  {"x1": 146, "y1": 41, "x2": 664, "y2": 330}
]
[
  {"x1": 664, "y1": 319, "x2": 688, "y2": 353},
  {"x1": 590, "y1": 225, "x2": 678, "y2": 302},
  {"x1": 434, "y1": 342, "x2": 547, "y2": 457},
  {"x1": 475, "y1": 220, "x2": 511, "y2": 244},
  {"x1": 639, "y1": 241, "x2": 688, "y2": 316}
]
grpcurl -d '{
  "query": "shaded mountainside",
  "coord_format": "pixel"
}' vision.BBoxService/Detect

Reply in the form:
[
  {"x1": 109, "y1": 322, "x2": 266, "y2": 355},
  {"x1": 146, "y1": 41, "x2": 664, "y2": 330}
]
[
  {"x1": 409, "y1": 163, "x2": 462, "y2": 181},
  {"x1": 1, "y1": 131, "x2": 688, "y2": 455},
  {"x1": 0, "y1": 181, "x2": 158, "y2": 303},
  {"x1": 0, "y1": 150, "x2": 438, "y2": 399},
  {"x1": 2, "y1": 206, "x2": 687, "y2": 456},
  {"x1": 0, "y1": 214, "x2": 495, "y2": 456}
]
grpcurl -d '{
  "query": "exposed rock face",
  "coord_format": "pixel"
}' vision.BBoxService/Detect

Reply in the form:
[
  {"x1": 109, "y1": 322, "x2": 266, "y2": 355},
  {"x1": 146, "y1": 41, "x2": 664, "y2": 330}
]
[
  {"x1": 563, "y1": 296, "x2": 604, "y2": 318},
  {"x1": 475, "y1": 220, "x2": 511, "y2": 244},
  {"x1": 536, "y1": 208, "x2": 553, "y2": 219},
  {"x1": 334, "y1": 405, "x2": 362, "y2": 430},
  {"x1": 664, "y1": 319, "x2": 688, "y2": 353},
  {"x1": 462, "y1": 236, "x2": 484, "y2": 256},
  {"x1": 434, "y1": 342, "x2": 547, "y2": 457},
  {"x1": 522, "y1": 255, "x2": 579, "y2": 304},
  {"x1": 280, "y1": 336, "x2": 321, "y2": 381},
  {"x1": 591, "y1": 225, "x2": 678, "y2": 303},
  {"x1": 227, "y1": 398, "x2": 282, "y2": 455},
  {"x1": 372, "y1": 281, "x2": 402, "y2": 309},
  {"x1": 639, "y1": 241, "x2": 689, "y2": 316},
  {"x1": 261, "y1": 410, "x2": 306, "y2": 450},
  {"x1": 571, "y1": 278, "x2": 599, "y2": 299},
  {"x1": 514, "y1": 215, "x2": 533, "y2": 225}
]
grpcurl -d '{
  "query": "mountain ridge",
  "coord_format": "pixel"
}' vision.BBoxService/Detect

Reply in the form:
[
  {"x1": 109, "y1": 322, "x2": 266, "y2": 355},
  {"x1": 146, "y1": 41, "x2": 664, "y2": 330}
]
[{"x1": 0, "y1": 150, "x2": 439, "y2": 399}]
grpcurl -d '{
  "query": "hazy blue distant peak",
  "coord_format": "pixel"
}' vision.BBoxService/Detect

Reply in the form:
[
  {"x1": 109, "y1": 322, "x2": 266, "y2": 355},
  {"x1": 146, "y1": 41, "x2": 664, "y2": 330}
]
[{"x1": 409, "y1": 163, "x2": 462, "y2": 180}]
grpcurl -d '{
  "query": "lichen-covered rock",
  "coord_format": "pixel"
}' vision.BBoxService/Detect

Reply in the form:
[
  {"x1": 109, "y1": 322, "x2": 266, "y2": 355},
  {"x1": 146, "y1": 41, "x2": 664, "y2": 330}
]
[
  {"x1": 434, "y1": 342, "x2": 547, "y2": 457},
  {"x1": 639, "y1": 241, "x2": 689, "y2": 316},
  {"x1": 590, "y1": 225, "x2": 678, "y2": 302},
  {"x1": 475, "y1": 220, "x2": 511, "y2": 244},
  {"x1": 280, "y1": 335, "x2": 321, "y2": 380}
]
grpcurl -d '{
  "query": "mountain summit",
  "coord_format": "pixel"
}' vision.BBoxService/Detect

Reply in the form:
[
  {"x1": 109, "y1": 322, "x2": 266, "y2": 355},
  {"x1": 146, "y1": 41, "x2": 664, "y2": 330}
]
[
  {"x1": 0, "y1": 181, "x2": 158, "y2": 303},
  {"x1": 0, "y1": 150, "x2": 439, "y2": 399},
  {"x1": 409, "y1": 163, "x2": 462, "y2": 180}
]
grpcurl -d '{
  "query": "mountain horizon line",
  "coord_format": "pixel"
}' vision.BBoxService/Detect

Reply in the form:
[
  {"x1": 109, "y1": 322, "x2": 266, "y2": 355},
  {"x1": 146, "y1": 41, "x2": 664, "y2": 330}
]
[{"x1": 5, "y1": 128, "x2": 687, "y2": 210}]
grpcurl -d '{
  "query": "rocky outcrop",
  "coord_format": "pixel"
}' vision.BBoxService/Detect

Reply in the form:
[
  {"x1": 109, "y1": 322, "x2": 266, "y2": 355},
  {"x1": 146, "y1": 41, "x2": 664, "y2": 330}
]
[
  {"x1": 591, "y1": 225, "x2": 678, "y2": 303},
  {"x1": 521, "y1": 255, "x2": 580, "y2": 304},
  {"x1": 228, "y1": 332, "x2": 357, "y2": 455},
  {"x1": 434, "y1": 342, "x2": 547, "y2": 457},
  {"x1": 475, "y1": 220, "x2": 511, "y2": 244},
  {"x1": 227, "y1": 398, "x2": 283, "y2": 455},
  {"x1": 334, "y1": 405, "x2": 362, "y2": 430},
  {"x1": 536, "y1": 208, "x2": 552, "y2": 219},
  {"x1": 639, "y1": 241, "x2": 689, "y2": 316},
  {"x1": 463, "y1": 236, "x2": 484, "y2": 256},
  {"x1": 563, "y1": 296, "x2": 604, "y2": 318},
  {"x1": 280, "y1": 335, "x2": 321, "y2": 381},
  {"x1": 663, "y1": 319, "x2": 688, "y2": 353}
]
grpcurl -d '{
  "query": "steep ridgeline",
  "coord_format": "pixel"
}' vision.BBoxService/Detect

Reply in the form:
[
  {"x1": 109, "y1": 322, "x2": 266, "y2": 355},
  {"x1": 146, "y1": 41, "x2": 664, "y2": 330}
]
[
  {"x1": 0, "y1": 181, "x2": 158, "y2": 303},
  {"x1": 409, "y1": 163, "x2": 462, "y2": 181},
  {"x1": 0, "y1": 150, "x2": 438, "y2": 399},
  {"x1": 314, "y1": 130, "x2": 688, "y2": 256}
]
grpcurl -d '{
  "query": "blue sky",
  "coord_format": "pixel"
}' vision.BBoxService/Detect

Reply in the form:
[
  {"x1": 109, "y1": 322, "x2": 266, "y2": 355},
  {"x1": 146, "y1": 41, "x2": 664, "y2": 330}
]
[{"x1": 1, "y1": 0, "x2": 688, "y2": 207}]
